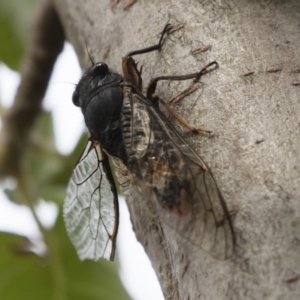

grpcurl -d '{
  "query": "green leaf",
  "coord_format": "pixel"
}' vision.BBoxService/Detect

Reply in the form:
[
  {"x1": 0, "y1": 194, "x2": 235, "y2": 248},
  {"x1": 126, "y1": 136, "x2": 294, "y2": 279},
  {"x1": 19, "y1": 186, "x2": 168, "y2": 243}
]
[
  {"x1": 0, "y1": 215, "x2": 132, "y2": 300},
  {"x1": 3, "y1": 188, "x2": 20, "y2": 204},
  {"x1": 0, "y1": 0, "x2": 37, "y2": 69},
  {"x1": 0, "y1": 232, "x2": 53, "y2": 299},
  {"x1": 32, "y1": 110, "x2": 56, "y2": 150}
]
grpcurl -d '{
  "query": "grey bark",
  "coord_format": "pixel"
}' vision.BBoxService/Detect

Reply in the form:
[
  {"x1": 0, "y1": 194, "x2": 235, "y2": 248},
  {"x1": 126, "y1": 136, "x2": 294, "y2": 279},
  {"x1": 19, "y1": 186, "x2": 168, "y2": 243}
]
[{"x1": 54, "y1": 0, "x2": 300, "y2": 299}]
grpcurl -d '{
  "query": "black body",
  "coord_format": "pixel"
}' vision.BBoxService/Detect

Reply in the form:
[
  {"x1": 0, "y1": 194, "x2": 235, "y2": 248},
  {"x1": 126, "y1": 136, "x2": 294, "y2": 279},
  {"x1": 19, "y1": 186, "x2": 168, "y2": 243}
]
[{"x1": 73, "y1": 62, "x2": 127, "y2": 163}]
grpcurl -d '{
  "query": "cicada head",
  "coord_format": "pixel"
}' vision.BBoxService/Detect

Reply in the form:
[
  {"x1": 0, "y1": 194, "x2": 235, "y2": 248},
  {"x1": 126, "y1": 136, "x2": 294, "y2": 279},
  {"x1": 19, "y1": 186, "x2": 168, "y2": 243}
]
[{"x1": 72, "y1": 62, "x2": 124, "y2": 138}]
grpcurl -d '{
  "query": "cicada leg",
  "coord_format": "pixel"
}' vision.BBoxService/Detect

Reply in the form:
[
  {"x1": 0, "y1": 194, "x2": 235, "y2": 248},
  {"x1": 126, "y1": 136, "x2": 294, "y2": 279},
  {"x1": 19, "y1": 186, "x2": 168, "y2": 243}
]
[
  {"x1": 146, "y1": 61, "x2": 219, "y2": 100},
  {"x1": 124, "y1": 23, "x2": 171, "y2": 58},
  {"x1": 122, "y1": 23, "x2": 171, "y2": 91},
  {"x1": 146, "y1": 61, "x2": 219, "y2": 134}
]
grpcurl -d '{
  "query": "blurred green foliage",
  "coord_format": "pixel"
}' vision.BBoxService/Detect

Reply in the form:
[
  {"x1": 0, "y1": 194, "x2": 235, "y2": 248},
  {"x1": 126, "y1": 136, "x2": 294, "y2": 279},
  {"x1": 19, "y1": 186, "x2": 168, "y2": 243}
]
[
  {"x1": 0, "y1": 215, "x2": 130, "y2": 300},
  {"x1": 0, "y1": 1, "x2": 132, "y2": 299},
  {"x1": 0, "y1": 0, "x2": 37, "y2": 69}
]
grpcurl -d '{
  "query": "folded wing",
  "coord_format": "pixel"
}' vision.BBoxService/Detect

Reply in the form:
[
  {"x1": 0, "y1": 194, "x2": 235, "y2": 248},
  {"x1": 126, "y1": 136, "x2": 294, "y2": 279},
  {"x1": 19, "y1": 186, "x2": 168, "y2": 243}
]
[
  {"x1": 64, "y1": 140, "x2": 119, "y2": 261},
  {"x1": 121, "y1": 91, "x2": 234, "y2": 259}
]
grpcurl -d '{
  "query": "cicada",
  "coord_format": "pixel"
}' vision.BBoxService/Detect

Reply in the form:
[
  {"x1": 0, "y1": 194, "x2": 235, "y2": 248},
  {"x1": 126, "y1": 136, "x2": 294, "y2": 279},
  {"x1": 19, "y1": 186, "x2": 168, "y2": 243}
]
[{"x1": 64, "y1": 24, "x2": 234, "y2": 261}]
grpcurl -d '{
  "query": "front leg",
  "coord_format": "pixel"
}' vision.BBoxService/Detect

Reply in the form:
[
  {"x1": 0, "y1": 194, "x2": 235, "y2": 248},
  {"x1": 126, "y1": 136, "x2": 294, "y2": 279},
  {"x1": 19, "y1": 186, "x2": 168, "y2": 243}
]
[
  {"x1": 122, "y1": 23, "x2": 171, "y2": 91},
  {"x1": 146, "y1": 61, "x2": 219, "y2": 100}
]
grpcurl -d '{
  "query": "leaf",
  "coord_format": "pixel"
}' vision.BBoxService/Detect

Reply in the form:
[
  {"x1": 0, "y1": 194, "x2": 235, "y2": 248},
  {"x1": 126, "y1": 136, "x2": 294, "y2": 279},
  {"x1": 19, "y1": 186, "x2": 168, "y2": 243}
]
[
  {"x1": 0, "y1": 215, "x2": 132, "y2": 300},
  {"x1": 0, "y1": 0, "x2": 37, "y2": 70},
  {"x1": 0, "y1": 232, "x2": 53, "y2": 299}
]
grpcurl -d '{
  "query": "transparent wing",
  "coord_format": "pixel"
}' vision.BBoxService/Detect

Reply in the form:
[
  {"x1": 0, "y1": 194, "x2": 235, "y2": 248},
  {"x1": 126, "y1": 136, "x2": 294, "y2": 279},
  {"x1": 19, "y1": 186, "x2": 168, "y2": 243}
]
[
  {"x1": 63, "y1": 140, "x2": 118, "y2": 261},
  {"x1": 121, "y1": 92, "x2": 234, "y2": 259}
]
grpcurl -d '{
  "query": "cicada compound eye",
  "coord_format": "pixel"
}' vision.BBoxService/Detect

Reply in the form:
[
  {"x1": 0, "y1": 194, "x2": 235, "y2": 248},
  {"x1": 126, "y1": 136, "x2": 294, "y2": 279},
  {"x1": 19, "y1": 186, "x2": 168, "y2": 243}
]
[
  {"x1": 92, "y1": 62, "x2": 109, "y2": 77},
  {"x1": 72, "y1": 89, "x2": 80, "y2": 107}
]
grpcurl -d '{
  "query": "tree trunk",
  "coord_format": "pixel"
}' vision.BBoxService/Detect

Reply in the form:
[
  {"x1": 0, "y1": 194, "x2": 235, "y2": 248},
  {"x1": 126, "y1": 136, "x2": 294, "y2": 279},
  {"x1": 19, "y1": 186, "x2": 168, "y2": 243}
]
[{"x1": 54, "y1": 0, "x2": 300, "y2": 299}]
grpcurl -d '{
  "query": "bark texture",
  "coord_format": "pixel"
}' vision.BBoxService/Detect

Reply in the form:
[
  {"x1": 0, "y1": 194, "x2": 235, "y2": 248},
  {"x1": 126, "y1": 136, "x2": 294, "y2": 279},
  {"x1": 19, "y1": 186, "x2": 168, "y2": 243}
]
[{"x1": 54, "y1": 0, "x2": 300, "y2": 299}]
